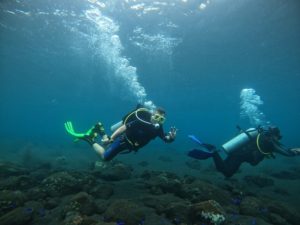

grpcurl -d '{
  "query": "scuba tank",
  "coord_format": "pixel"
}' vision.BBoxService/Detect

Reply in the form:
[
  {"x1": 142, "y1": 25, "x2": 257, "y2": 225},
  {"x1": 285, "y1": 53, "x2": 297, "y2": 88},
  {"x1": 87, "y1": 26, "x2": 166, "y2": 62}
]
[
  {"x1": 110, "y1": 121, "x2": 123, "y2": 132},
  {"x1": 222, "y1": 128, "x2": 258, "y2": 154}
]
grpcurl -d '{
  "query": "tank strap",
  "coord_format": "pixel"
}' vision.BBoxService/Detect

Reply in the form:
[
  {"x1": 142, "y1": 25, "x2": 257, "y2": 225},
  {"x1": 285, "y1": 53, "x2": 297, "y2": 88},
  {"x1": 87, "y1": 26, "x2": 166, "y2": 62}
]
[
  {"x1": 244, "y1": 130, "x2": 254, "y2": 140},
  {"x1": 123, "y1": 108, "x2": 150, "y2": 148},
  {"x1": 256, "y1": 133, "x2": 275, "y2": 158},
  {"x1": 237, "y1": 126, "x2": 257, "y2": 140},
  {"x1": 124, "y1": 108, "x2": 150, "y2": 125}
]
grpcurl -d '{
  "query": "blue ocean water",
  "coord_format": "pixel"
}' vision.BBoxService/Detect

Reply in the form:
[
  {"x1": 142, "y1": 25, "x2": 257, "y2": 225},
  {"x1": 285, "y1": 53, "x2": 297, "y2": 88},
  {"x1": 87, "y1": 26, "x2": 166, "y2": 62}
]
[
  {"x1": 1, "y1": 1, "x2": 300, "y2": 224},
  {"x1": 0, "y1": 0, "x2": 300, "y2": 169}
]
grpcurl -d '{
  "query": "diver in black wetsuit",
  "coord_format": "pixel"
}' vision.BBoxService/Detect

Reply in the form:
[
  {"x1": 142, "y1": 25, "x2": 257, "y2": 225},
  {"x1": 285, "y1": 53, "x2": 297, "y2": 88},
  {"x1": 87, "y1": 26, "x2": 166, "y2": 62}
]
[
  {"x1": 65, "y1": 105, "x2": 177, "y2": 161},
  {"x1": 188, "y1": 126, "x2": 300, "y2": 178}
]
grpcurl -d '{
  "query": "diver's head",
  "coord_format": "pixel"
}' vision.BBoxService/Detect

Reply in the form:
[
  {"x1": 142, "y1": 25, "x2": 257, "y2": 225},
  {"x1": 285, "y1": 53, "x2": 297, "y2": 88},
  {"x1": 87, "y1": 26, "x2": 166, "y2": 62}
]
[
  {"x1": 267, "y1": 126, "x2": 282, "y2": 140},
  {"x1": 151, "y1": 107, "x2": 166, "y2": 126}
]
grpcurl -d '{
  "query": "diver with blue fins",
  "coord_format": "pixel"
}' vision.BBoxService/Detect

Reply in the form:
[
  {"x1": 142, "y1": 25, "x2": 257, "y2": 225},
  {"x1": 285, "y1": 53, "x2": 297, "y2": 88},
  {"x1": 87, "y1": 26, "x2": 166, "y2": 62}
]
[
  {"x1": 188, "y1": 126, "x2": 300, "y2": 177},
  {"x1": 64, "y1": 105, "x2": 177, "y2": 161}
]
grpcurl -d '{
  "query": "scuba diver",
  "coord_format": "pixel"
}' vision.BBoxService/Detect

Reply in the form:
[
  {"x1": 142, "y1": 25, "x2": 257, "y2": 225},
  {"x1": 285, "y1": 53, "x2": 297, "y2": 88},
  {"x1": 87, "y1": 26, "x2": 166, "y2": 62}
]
[
  {"x1": 188, "y1": 126, "x2": 300, "y2": 178},
  {"x1": 64, "y1": 105, "x2": 177, "y2": 161}
]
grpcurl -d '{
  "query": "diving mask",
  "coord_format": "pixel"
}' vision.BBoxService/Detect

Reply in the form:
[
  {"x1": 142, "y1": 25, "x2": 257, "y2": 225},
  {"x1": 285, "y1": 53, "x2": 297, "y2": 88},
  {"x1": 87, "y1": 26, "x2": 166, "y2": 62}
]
[{"x1": 152, "y1": 113, "x2": 166, "y2": 124}]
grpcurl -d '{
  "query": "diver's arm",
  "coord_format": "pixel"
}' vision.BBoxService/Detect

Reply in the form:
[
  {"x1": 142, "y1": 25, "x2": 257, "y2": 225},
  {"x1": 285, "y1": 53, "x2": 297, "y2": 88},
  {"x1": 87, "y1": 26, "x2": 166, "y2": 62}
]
[
  {"x1": 273, "y1": 143, "x2": 300, "y2": 157},
  {"x1": 110, "y1": 124, "x2": 126, "y2": 141}
]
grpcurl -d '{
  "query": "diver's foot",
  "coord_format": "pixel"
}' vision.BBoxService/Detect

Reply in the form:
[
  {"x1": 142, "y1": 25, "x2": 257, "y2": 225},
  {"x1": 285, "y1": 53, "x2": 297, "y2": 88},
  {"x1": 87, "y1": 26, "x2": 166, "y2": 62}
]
[
  {"x1": 202, "y1": 143, "x2": 217, "y2": 152},
  {"x1": 80, "y1": 132, "x2": 98, "y2": 146},
  {"x1": 187, "y1": 149, "x2": 215, "y2": 160},
  {"x1": 92, "y1": 122, "x2": 106, "y2": 136}
]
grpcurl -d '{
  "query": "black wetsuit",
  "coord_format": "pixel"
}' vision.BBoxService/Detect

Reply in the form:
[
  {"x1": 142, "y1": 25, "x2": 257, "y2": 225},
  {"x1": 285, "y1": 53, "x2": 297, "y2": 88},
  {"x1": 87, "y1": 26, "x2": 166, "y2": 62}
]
[
  {"x1": 212, "y1": 133, "x2": 297, "y2": 178},
  {"x1": 103, "y1": 109, "x2": 172, "y2": 161},
  {"x1": 126, "y1": 120, "x2": 164, "y2": 148}
]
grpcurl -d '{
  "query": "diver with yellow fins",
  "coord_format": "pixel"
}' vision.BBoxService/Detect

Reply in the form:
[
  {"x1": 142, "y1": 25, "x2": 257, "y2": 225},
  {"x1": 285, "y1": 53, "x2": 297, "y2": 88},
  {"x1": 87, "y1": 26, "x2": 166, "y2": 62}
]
[
  {"x1": 64, "y1": 105, "x2": 177, "y2": 161},
  {"x1": 188, "y1": 126, "x2": 300, "y2": 177}
]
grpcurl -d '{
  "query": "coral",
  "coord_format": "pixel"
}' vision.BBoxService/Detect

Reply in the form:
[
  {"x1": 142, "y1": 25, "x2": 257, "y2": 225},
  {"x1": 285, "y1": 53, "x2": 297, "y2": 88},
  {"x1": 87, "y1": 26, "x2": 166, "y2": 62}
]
[
  {"x1": 190, "y1": 200, "x2": 226, "y2": 225},
  {"x1": 201, "y1": 211, "x2": 225, "y2": 225}
]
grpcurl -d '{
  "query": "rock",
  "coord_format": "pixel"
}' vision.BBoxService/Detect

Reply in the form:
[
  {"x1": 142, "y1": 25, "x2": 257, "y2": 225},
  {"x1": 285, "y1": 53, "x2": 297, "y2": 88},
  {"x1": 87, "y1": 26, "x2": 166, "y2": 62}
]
[
  {"x1": 103, "y1": 199, "x2": 146, "y2": 224},
  {"x1": 29, "y1": 168, "x2": 51, "y2": 181},
  {"x1": 270, "y1": 170, "x2": 300, "y2": 180},
  {"x1": 268, "y1": 213, "x2": 290, "y2": 225},
  {"x1": 0, "y1": 207, "x2": 33, "y2": 225},
  {"x1": 94, "y1": 199, "x2": 109, "y2": 214},
  {"x1": 240, "y1": 196, "x2": 300, "y2": 224},
  {"x1": 0, "y1": 162, "x2": 28, "y2": 178},
  {"x1": 272, "y1": 187, "x2": 289, "y2": 196},
  {"x1": 24, "y1": 201, "x2": 47, "y2": 221},
  {"x1": 164, "y1": 201, "x2": 191, "y2": 224},
  {"x1": 0, "y1": 175, "x2": 36, "y2": 190},
  {"x1": 143, "y1": 213, "x2": 174, "y2": 225},
  {"x1": 94, "y1": 162, "x2": 132, "y2": 181},
  {"x1": 63, "y1": 211, "x2": 98, "y2": 225},
  {"x1": 41, "y1": 171, "x2": 83, "y2": 197},
  {"x1": 0, "y1": 190, "x2": 27, "y2": 217},
  {"x1": 44, "y1": 197, "x2": 61, "y2": 209},
  {"x1": 243, "y1": 175, "x2": 274, "y2": 187},
  {"x1": 139, "y1": 210, "x2": 176, "y2": 225},
  {"x1": 142, "y1": 171, "x2": 183, "y2": 195},
  {"x1": 239, "y1": 196, "x2": 263, "y2": 217},
  {"x1": 88, "y1": 183, "x2": 114, "y2": 199},
  {"x1": 182, "y1": 175, "x2": 196, "y2": 184},
  {"x1": 190, "y1": 200, "x2": 226, "y2": 225},
  {"x1": 93, "y1": 222, "x2": 116, "y2": 225},
  {"x1": 142, "y1": 194, "x2": 189, "y2": 215},
  {"x1": 63, "y1": 211, "x2": 83, "y2": 225},
  {"x1": 185, "y1": 159, "x2": 203, "y2": 171},
  {"x1": 26, "y1": 187, "x2": 47, "y2": 201},
  {"x1": 63, "y1": 192, "x2": 97, "y2": 216},
  {"x1": 266, "y1": 201, "x2": 300, "y2": 225},
  {"x1": 227, "y1": 215, "x2": 272, "y2": 225},
  {"x1": 179, "y1": 180, "x2": 231, "y2": 205}
]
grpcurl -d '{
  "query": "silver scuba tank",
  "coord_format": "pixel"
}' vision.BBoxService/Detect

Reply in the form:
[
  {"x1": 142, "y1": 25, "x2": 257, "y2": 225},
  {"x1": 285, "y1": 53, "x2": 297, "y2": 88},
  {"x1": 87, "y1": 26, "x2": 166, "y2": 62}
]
[
  {"x1": 110, "y1": 121, "x2": 123, "y2": 132},
  {"x1": 221, "y1": 128, "x2": 258, "y2": 154}
]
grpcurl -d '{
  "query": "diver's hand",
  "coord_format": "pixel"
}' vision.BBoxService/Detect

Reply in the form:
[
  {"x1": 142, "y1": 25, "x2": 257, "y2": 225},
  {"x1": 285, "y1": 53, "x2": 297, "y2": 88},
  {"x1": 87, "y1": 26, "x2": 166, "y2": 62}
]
[
  {"x1": 290, "y1": 148, "x2": 300, "y2": 155},
  {"x1": 169, "y1": 126, "x2": 178, "y2": 139}
]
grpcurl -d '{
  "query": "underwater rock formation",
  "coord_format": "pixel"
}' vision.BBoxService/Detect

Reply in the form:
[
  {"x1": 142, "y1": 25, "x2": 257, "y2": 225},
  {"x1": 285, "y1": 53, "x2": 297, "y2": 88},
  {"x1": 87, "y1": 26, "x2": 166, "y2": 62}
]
[
  {"x1": 0, "y1": 160, "x2": 299, "y2": 225},
  {"x1": 0, "y1": 162, "x2": 28, "y2": 178},
  {"x1": 243, "y1": 175, "x2": 274, "y2": 187},
  {"x1": 103, "y1": 199, "x2": 146, "y2": 224},
  {"x1": 93, "y1": 162, "x2": 132, "y2": 181}
]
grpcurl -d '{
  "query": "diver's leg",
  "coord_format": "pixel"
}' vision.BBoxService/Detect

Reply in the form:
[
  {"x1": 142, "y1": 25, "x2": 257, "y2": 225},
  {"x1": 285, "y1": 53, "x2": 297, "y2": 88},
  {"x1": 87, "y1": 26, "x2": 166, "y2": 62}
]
[
  {"x1": 91, "y1": 141, "x2": 122, "y2": 161},
  {"x1": 102, "y1": 137, "x2": 128, "y2": 161},
  {"x1": 92, "y1": 141, "x2": 126, "y2": 161},
  {"x1": 92, "y1": 143, "x2": 105, "y2": 158},
  {"x1": 78, "y1": 133, "x2": 106, "y2": 158},
  {"x1": 212, "y1": 152, "x2": 243, "y2": 178}
]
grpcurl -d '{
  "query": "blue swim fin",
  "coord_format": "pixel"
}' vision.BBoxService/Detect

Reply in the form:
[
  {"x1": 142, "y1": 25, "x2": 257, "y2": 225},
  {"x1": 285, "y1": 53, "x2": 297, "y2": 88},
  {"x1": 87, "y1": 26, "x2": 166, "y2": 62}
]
[
  {"x1": 188, "y1": 134, "x2": 203, "y2": 145},
  {"x1": 187, "y1": 149, "x2": 214, "y2": 160},
  {"x1": 188, "y1": 134, "x2": 216, "y2": 153}
]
